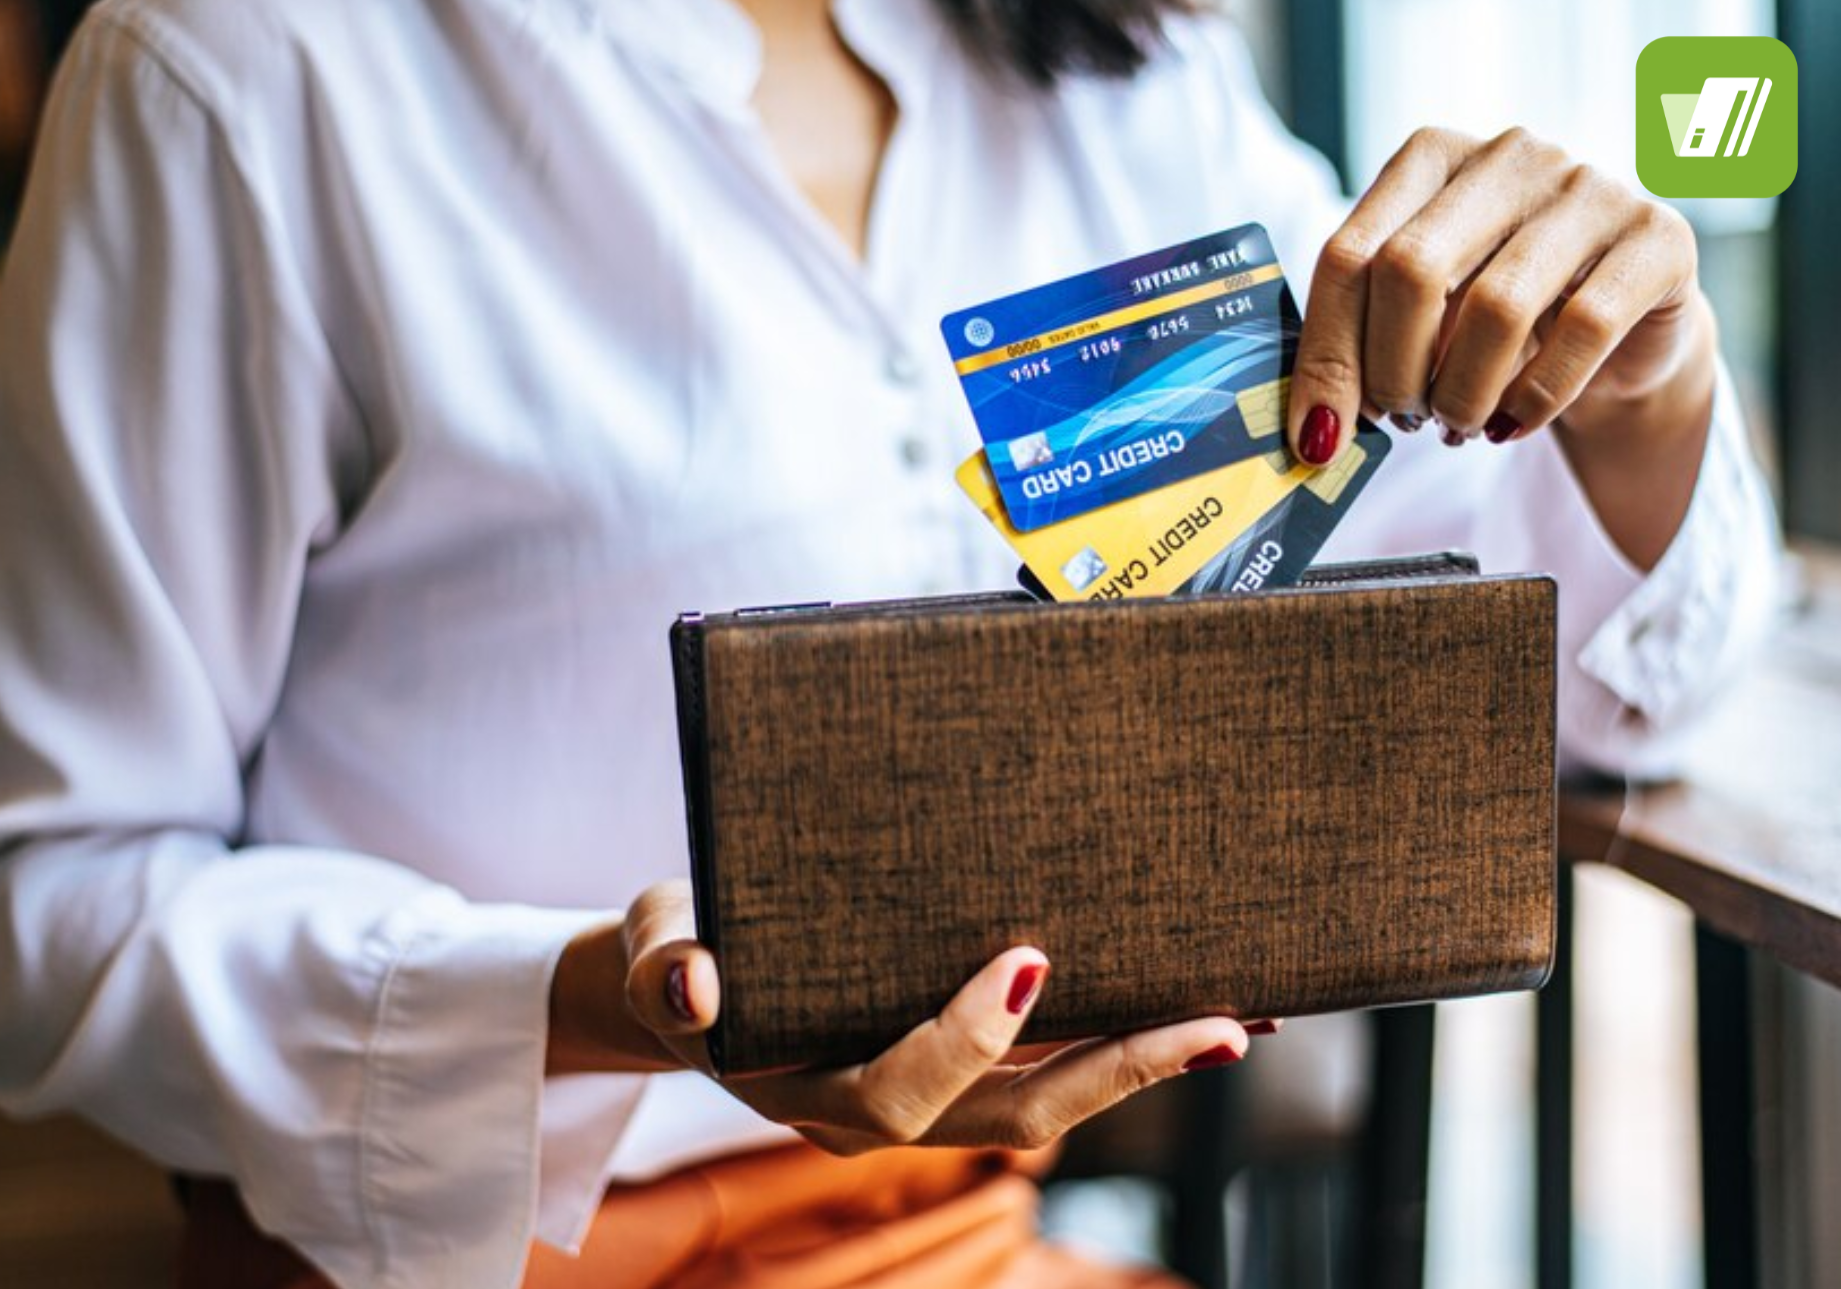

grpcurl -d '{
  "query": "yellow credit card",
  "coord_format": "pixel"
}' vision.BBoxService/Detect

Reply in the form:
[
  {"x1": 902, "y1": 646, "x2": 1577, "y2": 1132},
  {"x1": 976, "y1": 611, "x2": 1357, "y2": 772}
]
[{"x1": 955, "y1": 426, "x2": 1389, "y2": 602}]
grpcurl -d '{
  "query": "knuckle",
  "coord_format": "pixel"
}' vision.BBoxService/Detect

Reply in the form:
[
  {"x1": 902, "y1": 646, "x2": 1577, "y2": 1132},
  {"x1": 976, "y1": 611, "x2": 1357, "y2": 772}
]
[
  {"x1": 1485, "y1": 125, "x2": 1534, "y2": 161},
  {"x1": 1634, "y1": 198, "x2": 1684, "y2": 235},
  {"x1": 625, "y1": 885, "x2": 666, "y2": 925},
  {"x1": 1530, "y1": 140, "x2": 1571, "y2": 175},
  {"x1": 1468, "y1": 279, "x2": 1536, "y2": 339},
  {"x1": 1293, "y1": 346, "x2": 1361, "y2": 396},
  {"x1": 1484, "y1": 128, "x2": 1567, "y2": 179},
  {"x1": 1365, "y1": 380, "x2": 1424, "y2": 416},
  {"x1": 1319, "y1": 231, "x2": 1378, "y2": 284},
  {"x1": 855, "y1": 1088, "x2": 929, "y2": 1143},
  {"x1": 955, "y1": 1019, "x2": 1012, "y2": 1067},
  {"x1": 1639, "y1": 201, "x2": 1698, "y2": 258},
  {"x1": 1403, "y1": 124, "x2": 1443, "y2": 154},
  {"x1": 1404, "y1": 125, "x2": 1463, "y2": 160},
  {"x1": 1006, "y1": 1101, "x2": 1061, "y2": 1152},
  {"x1": 1514, "y1": 368, "x2": 1571, "y2": 424},
  {"x1": 1563, "y1": 297, "x2": 1621, "y2": 352},
  {"x1": 625, "y1": 880, "x2": 690, "y2": 941},
  {"x1": 1428, "y1": 387, "x2": 1488, "y2": 432},
  {"x1": 1111, "y1": 1046, "x2": 1167, "y2": 1100},
  {"x1": 1628, "y1": 202, "x2": 1667, "y2": 241},
  {"x1": 1373, "y1": 235, "x2": 1445, "y2": 301},
  {"x1": 1561, "y1": 162, "x2": 1608, "y2": 201},
  {"x1": 858, "y1": 1102, "x2": 918, "y2": 1144}
]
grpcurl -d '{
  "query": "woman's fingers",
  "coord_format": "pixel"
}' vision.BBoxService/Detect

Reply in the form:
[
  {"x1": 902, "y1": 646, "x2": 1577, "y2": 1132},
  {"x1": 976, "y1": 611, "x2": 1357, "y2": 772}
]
[
  {"x1": 731, "y1": 948, "x2": 1049, "y2": 1148},
  {"x1": 920, "y1": 1016, "x2": 1251, "y2": 1151},
  {"x1": 1290, "y1": 126, "x2": 1471, "y2": 465},
  {"x1": 1361, "y1": 130, "x2": 1571, "y2": 425},
  {"x1": 780, "y1": 1015, "x2": 1261, "y2": 1157},
  {"x1": 842, "y1": 947, "x2": 1049, "y2": 1134},
  {"x1": 1295, "y1": 124, "x2": 1698, "y2": 457},
  {"x1": 623, "y1": 880, "x2": 721, "y2": 1042},
  {"x1": 1497, "y1": 204, "x2": 1700, "y2": 433},
  {"x1": 1425, "y1": 169, "x2": 1629, "y2": 436},
  {"x1": 720, "y1": 946, "x2": 1280, "y2": 1156}
]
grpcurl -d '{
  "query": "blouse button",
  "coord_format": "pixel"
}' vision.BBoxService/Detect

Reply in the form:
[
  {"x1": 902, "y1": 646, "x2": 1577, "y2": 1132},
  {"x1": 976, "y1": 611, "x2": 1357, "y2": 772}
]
[
  {"x1": 886, "y1": 350, "x2": 921, "y2": 386},
  {"x1": 899, "y1": 435, "x2": 929, "y2": 468}
]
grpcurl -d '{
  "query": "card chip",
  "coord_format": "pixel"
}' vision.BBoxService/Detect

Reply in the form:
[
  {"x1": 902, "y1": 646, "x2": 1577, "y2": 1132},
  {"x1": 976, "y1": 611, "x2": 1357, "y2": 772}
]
[
  {"x1": 1262, "y1": 447, "x2": 1292, "y2": 475},
  {"x1": 1061, "y1": 548, "x2": 1109, "y2": 592},
  {"x1": 1305, "y1": 441, "x2": 1367, "y2": 505},
  {"x1": 1238, "y1": 377, "x2": 1289, "y2": 440},
  {"x1": 1008, "y1": 433, "x2": 1053, "y2": 470}
]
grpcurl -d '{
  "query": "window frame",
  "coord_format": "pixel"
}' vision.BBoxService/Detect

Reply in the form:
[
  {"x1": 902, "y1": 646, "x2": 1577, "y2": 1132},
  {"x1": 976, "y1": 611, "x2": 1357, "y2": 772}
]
[{"x1": 1777, "y1": 0, "x2": 1838, "y2": 542}]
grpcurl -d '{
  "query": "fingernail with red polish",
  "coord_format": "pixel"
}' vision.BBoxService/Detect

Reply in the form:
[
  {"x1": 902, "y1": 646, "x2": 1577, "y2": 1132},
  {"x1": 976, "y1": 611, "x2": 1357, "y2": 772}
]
[
  {"x1": 1392, "y1": 412, "x2": 1427, "y2": 433},
  {"x1": 666, "y1": 962, "x2": 694, "y2": 1022},
  {"x1": 1485, "y1": 411, "x2": 1523, "y2": 444},
  {"x1": 1299, "y1": 405, "x2": 1340, "y2": 466},
  {"x1": 1183, "y1": 1044, "x2": 1245, "y2": 1072},
  {"x1": 1440, "y1": 423, "x2": 1467, "y2": 448},
  {"x1": 1007, "y1": 963, "x2": 1047, "y2": 1015},
  {"x1": 1244, "y1": 1019, "x2": 1280, "y2": 1036}
]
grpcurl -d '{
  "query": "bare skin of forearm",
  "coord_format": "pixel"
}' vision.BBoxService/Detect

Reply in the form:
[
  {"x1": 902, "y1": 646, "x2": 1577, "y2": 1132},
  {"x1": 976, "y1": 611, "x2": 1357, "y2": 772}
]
[{"x1": 1554, "y1": 291, "x2": 1719, "y2": 572}]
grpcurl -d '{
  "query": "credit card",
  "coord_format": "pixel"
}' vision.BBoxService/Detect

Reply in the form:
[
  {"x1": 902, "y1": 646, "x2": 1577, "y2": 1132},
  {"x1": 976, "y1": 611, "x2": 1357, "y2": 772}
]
[
  {"x1": 941, "y1": 224, "x2": 1297, "y2": 532},
  {"x1": 955, "y1": 423, "x2": 1392, "y2": 602}
]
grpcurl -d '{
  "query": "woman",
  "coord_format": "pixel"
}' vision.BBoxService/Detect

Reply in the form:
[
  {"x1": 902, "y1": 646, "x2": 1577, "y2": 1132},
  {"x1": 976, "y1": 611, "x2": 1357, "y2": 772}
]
[{"x1": 0, "y1": 0, "x2": 1779, "y2": 1286}]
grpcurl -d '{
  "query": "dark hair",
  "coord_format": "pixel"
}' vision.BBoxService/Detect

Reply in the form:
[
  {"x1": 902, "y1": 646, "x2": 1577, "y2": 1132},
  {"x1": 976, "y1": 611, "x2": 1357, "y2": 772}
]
[{"x1": 933, "y1": 0, "x2": 1199, "y2": 87}]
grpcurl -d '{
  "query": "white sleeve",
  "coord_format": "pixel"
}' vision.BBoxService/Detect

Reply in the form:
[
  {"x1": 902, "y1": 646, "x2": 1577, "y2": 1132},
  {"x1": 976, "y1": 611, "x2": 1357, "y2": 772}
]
[
  {"x1": 1468, "y1": 369, "x2": 1783, "y2": 779},
  {"x1": 1191, "y1": 19, "x2": 1783, "y2": 780},
  {"x1": 0, "y1": 17, "x2": 626, "y2": 1288}
]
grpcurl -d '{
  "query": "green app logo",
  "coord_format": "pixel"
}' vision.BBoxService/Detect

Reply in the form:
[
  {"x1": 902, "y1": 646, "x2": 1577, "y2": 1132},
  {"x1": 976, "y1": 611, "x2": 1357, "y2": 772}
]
[{"x1": 1636, "y1": 36, "x2": 1797, "y2": 198}]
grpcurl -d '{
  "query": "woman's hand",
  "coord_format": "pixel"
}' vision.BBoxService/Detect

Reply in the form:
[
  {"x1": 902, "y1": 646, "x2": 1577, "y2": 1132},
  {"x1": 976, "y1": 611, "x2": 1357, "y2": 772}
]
[
  {"x1": 549, "y1": 881, "x2": 1256, "y2": 1155},
  {"x1": 1288, "y1": 126, "x2": 1720, "y2": 569}
]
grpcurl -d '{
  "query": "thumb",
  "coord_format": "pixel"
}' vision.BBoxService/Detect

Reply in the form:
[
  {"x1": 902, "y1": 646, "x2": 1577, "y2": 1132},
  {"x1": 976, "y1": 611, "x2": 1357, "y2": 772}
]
[{"x1": 623, "y1": 880, "x2": 721, "y2": 1040}]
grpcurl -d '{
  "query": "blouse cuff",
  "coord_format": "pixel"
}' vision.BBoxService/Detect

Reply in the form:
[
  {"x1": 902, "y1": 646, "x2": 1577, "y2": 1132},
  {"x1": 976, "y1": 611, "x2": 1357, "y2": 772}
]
[
  {"x1": 1482, "y1": 361, "x2": 1782, "y2": 778},
  {"x1": 1574, "y1": 364, "x2": 1782, "y2": 731},
  {"x1": 308, "y1": 896, "x2": 613, "y2": 1289}
]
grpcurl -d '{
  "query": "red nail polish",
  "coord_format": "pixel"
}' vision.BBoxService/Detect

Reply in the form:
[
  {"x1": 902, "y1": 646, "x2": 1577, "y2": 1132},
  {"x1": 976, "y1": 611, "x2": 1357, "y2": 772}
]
[
  {"x1": 1485, "y1": 411, "x2": 1523, "y2": 444},
  {"x1": 1441, "y1": 423, "x2": 1468, "y2": 448},
  {"x1": 1299, "y1": 405, "x2": 1340, "y2": 466},
  {"x1": 1244, "y1": 1019, "x2": 1280, "y2": 1036},
  {"x1": 666, "y1": 962, "x2": 694, "y2": 1022},
  {"x1": 1006, "y1": 963, "x2": 1047, "y2": 1015},
  {"x1": 1183, "y1": 1044, "x2": 1244, "y2": 1072}
]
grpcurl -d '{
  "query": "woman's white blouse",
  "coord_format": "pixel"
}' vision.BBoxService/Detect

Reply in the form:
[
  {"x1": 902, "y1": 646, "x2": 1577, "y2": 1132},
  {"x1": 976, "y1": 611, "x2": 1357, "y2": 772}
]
[{"x1": 0, "y1": 0, "x2": 1780, "y2": 1284}]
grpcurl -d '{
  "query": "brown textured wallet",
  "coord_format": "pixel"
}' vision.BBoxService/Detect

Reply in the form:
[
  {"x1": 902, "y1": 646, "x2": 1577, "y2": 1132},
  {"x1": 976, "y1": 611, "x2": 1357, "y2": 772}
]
[{"x1": 671, "y1": 553, "x2": 1557, "y2": 1074}]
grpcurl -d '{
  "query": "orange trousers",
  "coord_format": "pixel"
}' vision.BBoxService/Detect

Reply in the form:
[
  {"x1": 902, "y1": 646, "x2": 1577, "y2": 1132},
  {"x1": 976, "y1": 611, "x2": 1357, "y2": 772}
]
[{"x1": 177, "y1": 1142, "x2": 1192, "y2": 1289}]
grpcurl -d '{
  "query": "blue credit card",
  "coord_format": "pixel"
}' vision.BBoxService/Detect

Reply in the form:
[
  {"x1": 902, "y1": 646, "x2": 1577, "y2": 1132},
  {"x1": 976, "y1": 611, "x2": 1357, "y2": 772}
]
[{"x1": 941, "y1": 224, "x2": 1298, "y2": 533}]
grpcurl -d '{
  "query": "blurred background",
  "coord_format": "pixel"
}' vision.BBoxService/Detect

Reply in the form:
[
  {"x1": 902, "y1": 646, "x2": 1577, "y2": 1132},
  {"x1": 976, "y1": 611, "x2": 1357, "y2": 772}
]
[
  {"x1": 2, "y1": 1, "x2": 1836, "y2": 1287},
  {"x1": 1231, "y1": 7, "x2": 1841, "y2": 1287}
]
